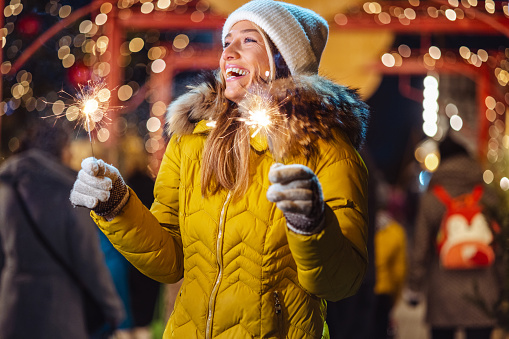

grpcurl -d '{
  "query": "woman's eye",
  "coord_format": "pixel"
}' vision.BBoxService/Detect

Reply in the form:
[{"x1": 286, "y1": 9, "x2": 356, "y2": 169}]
[
  {"x1": 223, "y1": 42, "x2": 231, "y2": 48},
  {"x1": 244, "y1": 37, "x2": 257, "y2": 43}
]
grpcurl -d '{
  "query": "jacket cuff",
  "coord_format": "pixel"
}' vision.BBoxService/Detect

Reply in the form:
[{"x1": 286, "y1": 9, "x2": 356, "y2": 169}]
[
  {"x1": 93, "y1": 178, "x2": 129, "y2": 221},
  {"x1": 286, "y1": 213, "x2": 325, "y2": 235}
]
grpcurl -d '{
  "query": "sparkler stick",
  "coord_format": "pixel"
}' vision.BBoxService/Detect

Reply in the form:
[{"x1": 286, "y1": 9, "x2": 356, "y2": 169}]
[{"x1": 82, "y1": 96, "x2": 99, "y2": 157}]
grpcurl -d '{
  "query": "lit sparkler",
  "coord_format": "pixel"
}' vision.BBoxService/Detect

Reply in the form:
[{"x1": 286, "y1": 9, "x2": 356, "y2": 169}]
[
  {"x1": 202, "y1": 84, "x2": 291, "y2": 160},
  {"x1": 45, "y1": 81, "x2": 120, "y2": 157},
  {"x1": 237, "y1": 86, "x2": 289, "y2": 139}
]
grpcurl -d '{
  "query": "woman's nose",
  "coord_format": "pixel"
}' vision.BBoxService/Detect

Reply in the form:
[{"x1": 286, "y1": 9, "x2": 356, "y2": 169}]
[{"x1": 222, "y1": 41, "x2": 239, "y2": 60}]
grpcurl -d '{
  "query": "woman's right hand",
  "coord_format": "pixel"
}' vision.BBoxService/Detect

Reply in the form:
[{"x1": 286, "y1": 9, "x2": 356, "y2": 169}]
[{"x1": 70, "y1": 157, "x2": 129, "y2": 220}]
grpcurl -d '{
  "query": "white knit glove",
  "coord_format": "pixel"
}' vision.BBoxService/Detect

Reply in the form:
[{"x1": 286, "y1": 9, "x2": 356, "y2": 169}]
[
  {"x1": 70, "y1": 157, "x2": 129, "y2": 221},
  {"x1": 266, "y1": 163, "x2": 325, "y2": 235}
]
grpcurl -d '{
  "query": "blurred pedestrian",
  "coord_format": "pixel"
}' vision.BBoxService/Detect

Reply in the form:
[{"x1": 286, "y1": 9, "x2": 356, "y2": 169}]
[
  {"x1": 406, "y1": 133, "x2": 502, "y2": 339},
  {"x1": 0, "y1": 119, "x2": 124, "y2": 339},
  {"x1": 373, "y1": 182, "x2": 407, "y2": 339},
  {"x1": 97, "y1": 231, "x2": 134, "y2": 339},
  {"x1": 125, "y1": 167, "x2": 161, "y2": 339}
]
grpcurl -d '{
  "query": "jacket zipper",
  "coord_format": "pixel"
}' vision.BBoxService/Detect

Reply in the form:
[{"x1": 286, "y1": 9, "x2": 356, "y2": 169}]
[
  {"x1": 274, "y1": 290, "x2": 285, "y2": 338},
  {"x1": 205, "y1": 191, "x2": 231, "y2": 339}
]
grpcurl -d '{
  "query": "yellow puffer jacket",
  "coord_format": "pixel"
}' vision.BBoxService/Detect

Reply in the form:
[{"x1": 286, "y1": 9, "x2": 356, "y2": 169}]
[{"x1": 93, "y1": 74, "x2": 369, "y2": 339}]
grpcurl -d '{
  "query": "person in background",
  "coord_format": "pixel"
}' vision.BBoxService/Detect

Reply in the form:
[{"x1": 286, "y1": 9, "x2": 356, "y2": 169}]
[
  {"x1": 0, "y1": 119, "x2": 124, "y2": 339},
  {"x1": 96, "y1": 230, "x2": 135, "y2": 339},
  {"x1": 70, "y1": 1, "x2": 370, "y2": 338},
  {"x1": 123, "y1": 134, "x2": 161, "y2": 339},
  {"x1": 406, "y1": 133, "x2": 502, "y2": 339},
  {"x1": 373, "y1": 181, "x2": 407, "y2": 339}
]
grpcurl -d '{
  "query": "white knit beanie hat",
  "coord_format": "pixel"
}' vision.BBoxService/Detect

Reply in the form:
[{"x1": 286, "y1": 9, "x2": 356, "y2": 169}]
[{"x1": 222, "y1": 0, "x2": 329, "y2": 75}]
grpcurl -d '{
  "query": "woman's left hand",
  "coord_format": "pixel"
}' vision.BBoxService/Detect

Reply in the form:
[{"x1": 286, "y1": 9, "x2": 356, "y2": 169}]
[{"x1": 266, "y1": 163, "x2": 325, "y2": 235}]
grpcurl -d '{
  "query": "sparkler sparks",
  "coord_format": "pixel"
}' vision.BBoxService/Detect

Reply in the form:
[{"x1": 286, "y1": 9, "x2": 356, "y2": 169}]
[
  {"x1": 237, "y1": 87, "x2": 289, "y2": 139},
  {"x1": 45, "y1": 81, "x2": 121, "y2": 156},
  {"x1": 200, "y1": 84, "x2": 292, "y2": 161},
  {"x1": 240, "y1": 107, "x2": 271, "y2": 138},
  {"x1": 208, "y1": 84, "x2": 292, "y2": 160}
]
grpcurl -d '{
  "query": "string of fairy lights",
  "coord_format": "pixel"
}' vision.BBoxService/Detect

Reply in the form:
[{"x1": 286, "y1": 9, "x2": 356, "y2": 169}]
[
  {"x1": 364, "y1": 0, "x2": 509, "y2": 191},
  {"x1": 0, "y1": 0, "x2": 508, "y2": 190},
  {"x1": 0, "y1": 0, "x2": 210, "y2": 158}
]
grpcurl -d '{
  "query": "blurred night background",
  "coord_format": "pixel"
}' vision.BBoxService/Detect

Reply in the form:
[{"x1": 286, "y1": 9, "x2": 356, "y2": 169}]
[
  {"x1": 0, "y1": 0, "x2": 507, "y2": 187},
  {"x1": 0, "y1": 0, "x2": 508, "y2": 190}
]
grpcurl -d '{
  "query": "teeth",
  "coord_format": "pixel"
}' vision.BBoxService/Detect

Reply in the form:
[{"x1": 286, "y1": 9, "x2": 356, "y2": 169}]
[{"x1": 226, "y1": 67, "x2": 249, "y2": 78}]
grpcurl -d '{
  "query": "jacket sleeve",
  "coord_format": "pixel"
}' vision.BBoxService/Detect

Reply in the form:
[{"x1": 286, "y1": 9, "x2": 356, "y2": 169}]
[
  {"x1": 286, "y1": 138, "x2": 369, "y2": 302},
  {"x1": 92, "y1": 135, "x2": 184, "y2": 284}
]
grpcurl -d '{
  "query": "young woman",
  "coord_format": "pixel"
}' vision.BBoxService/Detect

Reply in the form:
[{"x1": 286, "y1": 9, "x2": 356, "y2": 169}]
[{"x1": 71, "y1": 1, "x2": 370, "y2": 338}]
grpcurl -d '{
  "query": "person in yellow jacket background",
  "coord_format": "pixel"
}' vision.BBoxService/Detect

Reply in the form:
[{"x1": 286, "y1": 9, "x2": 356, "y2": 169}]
[
  {"x1": 70, "y1": 1, "x2": 370, "y2": 338},
  {"x1": 373, "y1": 182, "x2": 408, "y2": 339}
]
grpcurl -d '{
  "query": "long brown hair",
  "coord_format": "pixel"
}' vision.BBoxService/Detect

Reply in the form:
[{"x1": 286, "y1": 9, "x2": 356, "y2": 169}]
[{"x1": 200, "y1": 27, "x2": 290, "y2": 199}]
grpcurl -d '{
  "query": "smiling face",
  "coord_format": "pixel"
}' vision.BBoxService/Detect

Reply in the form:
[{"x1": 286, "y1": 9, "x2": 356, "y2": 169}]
[{"x1": 220, "y1": 21, "x2": 271, "y2": 103}]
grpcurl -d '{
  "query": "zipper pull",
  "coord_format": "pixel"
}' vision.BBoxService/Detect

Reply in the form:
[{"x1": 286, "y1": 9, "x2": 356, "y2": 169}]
[{"x1": 273, "y1": 291, "x2": 282, "y2": 314}]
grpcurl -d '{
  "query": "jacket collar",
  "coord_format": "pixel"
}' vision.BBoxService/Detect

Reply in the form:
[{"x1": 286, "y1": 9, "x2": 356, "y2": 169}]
[{"x1": 167, "y1": 71, "x2": 369, "y2": 152}]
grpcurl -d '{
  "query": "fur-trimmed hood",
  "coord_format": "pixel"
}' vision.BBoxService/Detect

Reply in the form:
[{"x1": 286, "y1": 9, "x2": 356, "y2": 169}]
[{"x1": 166, "y1": 71, "x2": 369, "y2": 152}]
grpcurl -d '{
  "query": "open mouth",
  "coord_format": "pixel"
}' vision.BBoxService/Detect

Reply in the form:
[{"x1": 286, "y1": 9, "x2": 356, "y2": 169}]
[{"x1": 226, "y1": 67, "x2": 249, "y2": 80}]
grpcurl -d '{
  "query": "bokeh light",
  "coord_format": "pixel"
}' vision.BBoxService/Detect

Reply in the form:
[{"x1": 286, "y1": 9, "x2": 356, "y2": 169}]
[
  {"x1": 485, "y1": 96, "x2": 496, "y2": 109},
  {"x1": 429, "y1": 46, "x2": 441, "y2": 60},
  {"x1": 398, "y1": 44, "x2": 411, "y2": 57},
  {"x1": 423, "y1": 121, "x2": 438, "y2": 137},
  {"x1": 152, "y1": 101, "x2": 167, "y2": 116},
  {"x1": 445, "y1": 9, "x2": 457, "y2": 21},
  {"x1": 147, "y1": 117, "x2": 162, "y2": 132},
  {"x1": 59, "y1": 5, "x2": 71, "y2": 18},
  {"x1": 500, "y1": 177, "x2": 509, "y2": 191},
  {"x1": 97, "y1": 128, "x2": 110, "y2": 142},
  {"x1": 157, "y1": 0, "x2": 171, "y2": 10},
  {"x1": 95, "y1": 13, "x2": 108, "y2": 26},
  {"x1": 52, "y1": 100, "x2": 65, "y2": 115},
  {"x1": 151, "y1": 59, "x2": 166, "y2": 73},
  {"x1": 424, "y1": 153, "x2": 440, "y2": 172},
  {"x1": 129, "y1": 37, "x2": 144, "y2": 53},
  {"x1": 79, "y1": 20, "x2": 93, "y2": 34},
  {"x1": 173, "y1": 34, "x2": 190, "y2": 50},
  {"x1": 445, "y1": 103, "x2": 458, "y2": 117},
  {"x1": 118, "y1": 84, "x2": 133, "y2": 101},
  {"x1": 381, "y1": 53, "x2": 395, "y2": 67},
  {"x1": 450, "y1": 115, "x2": 463, "y2": 131},
  {"x1": 141, "y1": 2, "x2": 155, "y2": 14},
  {"x1": 483, "y1": 170, "x2": 494, "y2": 184}
]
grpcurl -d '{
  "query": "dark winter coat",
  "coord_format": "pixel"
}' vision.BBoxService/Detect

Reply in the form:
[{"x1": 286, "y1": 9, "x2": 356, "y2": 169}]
[
  {"x1": 408, "y1": 154, "x2": 502, "y2": 328},
  {"x1": 0, "y1": 149, "x2": 124, "y2": 339}
]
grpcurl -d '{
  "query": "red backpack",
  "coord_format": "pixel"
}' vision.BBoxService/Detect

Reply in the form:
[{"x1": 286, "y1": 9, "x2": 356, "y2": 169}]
[{"x1": 432, "y1": 185, "x2": 497, "y2": 270}]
